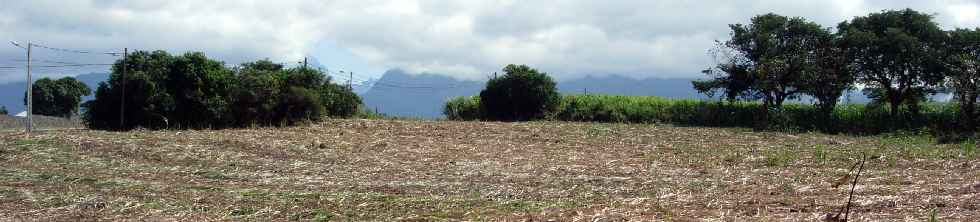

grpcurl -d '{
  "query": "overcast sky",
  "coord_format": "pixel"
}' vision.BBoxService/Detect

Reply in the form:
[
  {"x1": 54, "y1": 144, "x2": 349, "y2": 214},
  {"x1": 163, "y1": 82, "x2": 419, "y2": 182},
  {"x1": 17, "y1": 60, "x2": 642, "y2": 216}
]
[{"x1": 1, "y1": 0, "x2": 978, "y2": 84}]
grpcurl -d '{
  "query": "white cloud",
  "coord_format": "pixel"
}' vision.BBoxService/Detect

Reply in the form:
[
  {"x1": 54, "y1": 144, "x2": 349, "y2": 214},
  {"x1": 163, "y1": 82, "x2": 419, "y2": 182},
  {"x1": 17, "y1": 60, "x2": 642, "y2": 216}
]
[
  {"x1": 2, "y1": 0, "x2": 979, "y2": 83},
  {"x1": 948, "y1": 2, "x2": 980, "y2": 28}
]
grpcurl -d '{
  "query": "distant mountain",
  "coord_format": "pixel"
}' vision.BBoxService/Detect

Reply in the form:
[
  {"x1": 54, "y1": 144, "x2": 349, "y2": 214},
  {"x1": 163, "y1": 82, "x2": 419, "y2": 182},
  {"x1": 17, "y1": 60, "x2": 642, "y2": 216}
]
[
  {"x1": 359, "y1": 70, "x2": 710, "y2": 119},
  {"x1": 0, "y1": 73, "x2": 108, "y2": 115},
  {"x1": 360, "y1": 69, "x2": 483, "y2": 118}
]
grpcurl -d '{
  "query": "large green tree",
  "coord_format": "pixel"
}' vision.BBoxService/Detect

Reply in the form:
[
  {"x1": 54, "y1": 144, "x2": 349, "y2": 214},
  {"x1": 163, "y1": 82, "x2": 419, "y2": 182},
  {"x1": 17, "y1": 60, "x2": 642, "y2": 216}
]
[
  {"x1": 86, "y1": 50, "x2": 177, "y2": 129},
  {"x1": 229, "y1": 60, "x2": 285, "y2": 126},
  {"x1": 229, "y1": 60, "x2": 361, "y2": 126},
  {"x1": 479, "y1": 64, "x2": 560, "y2": 121},
  {"x1": 802, "y1": 32, "x2": 855, "y2": 121},
  {"x1": 165, "y1": 52, "x2": 235, "y2": 128},
  {"x1": 25, "y1": 77, "x2": 91, "y2": 118},
  {"x1": 838, "y1": 9, "x2": 947, "y2": 118},
  {"x1": 85, "y1": 50, "x2": 361, "y2": 130},
  {"x1": 695, "y1": 13, "x2": 831, "y2": 126},
  {"x1": 945, "y1": 28, "x2": 980, "y2": 130}
]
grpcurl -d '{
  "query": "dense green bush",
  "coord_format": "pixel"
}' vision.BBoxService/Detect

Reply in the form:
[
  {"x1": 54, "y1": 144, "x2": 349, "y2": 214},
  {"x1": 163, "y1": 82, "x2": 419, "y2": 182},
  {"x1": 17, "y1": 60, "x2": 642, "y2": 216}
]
[
  {"x1": 479, "y1": 64, "x2": 560, "y2": 121},
  {"x1": 443, "y1": 93, "x2": 959, "y2": 135},
  {"x1": 84, "y1": 51, "x2": 361, "y2": 130},
  {"x1": 444, "y1": 96, "x2": 481, "y2": 121},
  {"x1": 318, "y1": 83, "x2": 361, "y2": 118},
  {"x1": 27, "y1": 77, "x2": 91, "y2": 118}
]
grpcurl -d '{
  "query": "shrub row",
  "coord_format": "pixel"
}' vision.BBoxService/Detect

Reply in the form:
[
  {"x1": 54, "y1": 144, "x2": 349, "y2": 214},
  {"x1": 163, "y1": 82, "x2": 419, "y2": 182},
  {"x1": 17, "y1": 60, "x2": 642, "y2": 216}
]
[
  {"x1": 446, "y1": 94, "x2": 962, "y2": 135},
  {"x1": 84, "y1": 51, "x2": 361, "y2": 130}
]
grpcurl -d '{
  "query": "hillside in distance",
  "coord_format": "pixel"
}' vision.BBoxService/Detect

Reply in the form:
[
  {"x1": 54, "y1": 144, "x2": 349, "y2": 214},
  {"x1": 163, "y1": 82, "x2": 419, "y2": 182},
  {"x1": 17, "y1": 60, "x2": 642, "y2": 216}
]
[
  {"x1": 360, "y1": 70, "x2": 706, "y2": 119},
  {"x1": 359, "y1": 69, "x2": 484, "y2": 118}
]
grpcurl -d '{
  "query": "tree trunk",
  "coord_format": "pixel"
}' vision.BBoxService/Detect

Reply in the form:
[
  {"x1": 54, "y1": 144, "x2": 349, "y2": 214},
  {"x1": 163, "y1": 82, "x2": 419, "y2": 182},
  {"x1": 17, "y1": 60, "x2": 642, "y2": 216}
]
[
  {"x1": 817, "y1": 96, "x2": 838, "y2": 132},
  {"x1": 888, "y1": 92, "x2": 902, "y2": 119},
  {"x1": 757, "y1": 97, "x2": 772, "y2": 130},
  {"x1": 961, "y1": 97, "x2": 977, "y2": 131},
  {"x1": 888, "y1": 91, "x2": 903, "y2": 130}
]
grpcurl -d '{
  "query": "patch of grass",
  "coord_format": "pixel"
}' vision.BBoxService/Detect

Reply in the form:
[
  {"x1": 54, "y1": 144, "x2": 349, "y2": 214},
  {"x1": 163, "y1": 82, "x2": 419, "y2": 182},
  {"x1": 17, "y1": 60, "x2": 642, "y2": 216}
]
[
  {"x1": 584, "y1": 125, "x2": 614, "y2": 137},
  {"x1": 928, "y1": 208, "x2": 939, "y2": 222},
  {"x1": 229, "y1": 207, "x2": 257, "y2": 217},
  {"x1": 8, "y1": 138, "x2": 56, "y2": 147},
  {"x1": 192, "y1": 170, "x2": 234, "y2": 180},
  {"x1": 763, "y1": 148, "x2": 797, "y2": 167},
  {"x1": 813, "y1": 144, "x2": 828, "y2": 164},
  {"x1": 290, "y1": 209, "x2": 335, "y2": 221},
  {"x1": 188, "y1": 186, "x2": 225, "y2": 193},
  {"x1": 962, "y1": 139, "x2": 977, "y2": 157},
  {"x1": 0, "y1": 187, "x2": 18, "y2": 197}
]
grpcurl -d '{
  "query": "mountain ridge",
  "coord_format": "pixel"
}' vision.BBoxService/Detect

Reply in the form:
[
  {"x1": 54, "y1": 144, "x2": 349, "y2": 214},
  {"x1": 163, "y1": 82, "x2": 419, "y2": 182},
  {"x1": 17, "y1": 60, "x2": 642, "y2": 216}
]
[{"x1": 360, "y1": 69, "x2": 707, "y2": 119}]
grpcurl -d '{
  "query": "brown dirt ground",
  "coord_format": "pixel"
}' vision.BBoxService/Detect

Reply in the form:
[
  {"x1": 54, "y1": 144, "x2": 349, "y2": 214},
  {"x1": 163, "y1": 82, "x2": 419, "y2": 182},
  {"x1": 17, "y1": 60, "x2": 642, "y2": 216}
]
[{"x1": 1, "y1": 119, "x2": 978, "y2": 221}]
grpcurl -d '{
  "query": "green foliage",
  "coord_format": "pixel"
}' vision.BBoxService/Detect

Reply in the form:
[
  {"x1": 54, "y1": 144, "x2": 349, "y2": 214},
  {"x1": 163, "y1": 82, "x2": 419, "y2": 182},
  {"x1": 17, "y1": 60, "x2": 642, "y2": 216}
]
[
  {"x1": 318, "y1": 83, "x2": 361, "y2": 118},
  {"x1": 356, "y1": 107, "x2": 390, "y2": 120},
  {"x1": 699, "y1": 13, "x2": 837, "y2": 128},
  {"x1": 804, "y1": 32, "x2": 855, "y2": 122},
  {"x1": 166, "y1": 52, "x2": 236, "y2": 128},
  {"x1": 444, "y1": 96, "x2": 481, "y2": 121},
  {"x1": 0, "y1": 106, "x2": 7, "y2": 115},
  {"x1": 945, "y1": 28, "x2": 980, "y2": 130},
  {"x1": 229, "y1": 60, "x2": 284, "y2": 126},
  {"x1": 962, "y1": 139, "x2": 977, "y2": 157},
  {"x1": 479, "y1": 64, "x2": 560, "y2": 121},
  {"x1": 25, "y1": 77, "x2": 92, "y2": 118},
  {"x1": 444, "y1": 93, "x2": 960, "y2": 135},
  {"x1": 279, "y1": 86, "x2": 325, "y2": 125},
  {"x1": 84, "y1": 52, "x2": 361, "y2": 130},
  {"x1": 839, "y1": 9, "x2": 947, "y2": 118}
]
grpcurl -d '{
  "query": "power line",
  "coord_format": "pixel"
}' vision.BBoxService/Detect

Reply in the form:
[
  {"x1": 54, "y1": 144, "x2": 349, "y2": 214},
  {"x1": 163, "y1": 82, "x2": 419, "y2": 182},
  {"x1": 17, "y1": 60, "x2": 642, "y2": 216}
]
[
  {"x1": 30, "y1": 43, "x2": 122, "y2": 56},
  {"x1": 32, "y1": 63, "x2": 113, "y2": 68},
  {"x1": 8, "y1": 59, "x2": 114, "y2": 65},
  {"x1": 9, "y1": 41, "x2": 26, "y2": 50},
  {"x1": 323, "y1": 69, "x2": 481, "y2": 89}
]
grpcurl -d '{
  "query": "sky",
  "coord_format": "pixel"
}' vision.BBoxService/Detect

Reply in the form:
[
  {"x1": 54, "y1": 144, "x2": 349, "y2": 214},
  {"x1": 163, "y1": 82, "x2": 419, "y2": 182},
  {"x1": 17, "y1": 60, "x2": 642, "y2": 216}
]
[{"x1": 1, "y1": 0, "x2": 979, "y2": 84}]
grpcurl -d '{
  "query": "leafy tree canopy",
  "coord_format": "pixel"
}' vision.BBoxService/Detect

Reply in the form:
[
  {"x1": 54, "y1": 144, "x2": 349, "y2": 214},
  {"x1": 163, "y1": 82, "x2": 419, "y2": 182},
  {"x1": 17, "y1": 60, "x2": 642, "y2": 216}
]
[
  {"x1": 945, "y1": 28, "x2": 980, "y2": 129},
  {"x1": 838, "y1": 8, "x2": 947, "y2": 117},
  {"x1": 85, "y1": 52, "x2": 361, "y2": 130},
  {"x1": 479, "y1": 64, "x2": 560, "y2": 121},
  {"x1": 26, "y1": 77, "x2": 91, "y2": 118}
]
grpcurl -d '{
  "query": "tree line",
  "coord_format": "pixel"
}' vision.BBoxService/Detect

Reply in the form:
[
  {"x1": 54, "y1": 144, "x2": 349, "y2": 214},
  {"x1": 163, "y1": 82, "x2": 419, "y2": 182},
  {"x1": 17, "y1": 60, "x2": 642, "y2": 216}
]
[
  {"x1": 447, "y1": 8, "x2": 978, "y2": 140},
  {"x1": 78, "y1": 50, "x2": 360, "y2": 130},
  {"x1": 695, "y1": 9, "x2": 979, "y2": 132}
]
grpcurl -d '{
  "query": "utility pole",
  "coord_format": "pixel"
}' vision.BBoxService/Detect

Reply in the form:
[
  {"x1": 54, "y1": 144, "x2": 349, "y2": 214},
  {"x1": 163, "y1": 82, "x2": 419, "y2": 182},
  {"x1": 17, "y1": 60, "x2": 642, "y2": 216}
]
[
  {"x1": 25, "y1": 42, "x2": 32, "y2": 133},
  {"x1": 303, "y1": 57, "x2": 308, "y2": 69},
  {"x1": 120, "y1": 48, "x2": 127, "y2": 128}
]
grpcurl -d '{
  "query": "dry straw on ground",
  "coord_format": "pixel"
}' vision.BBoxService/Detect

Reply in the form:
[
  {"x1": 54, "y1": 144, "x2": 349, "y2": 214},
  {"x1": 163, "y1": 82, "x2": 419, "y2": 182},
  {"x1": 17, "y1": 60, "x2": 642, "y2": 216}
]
[{"x1": 1, "y1": 119, "x2": 978, "y2": 221}]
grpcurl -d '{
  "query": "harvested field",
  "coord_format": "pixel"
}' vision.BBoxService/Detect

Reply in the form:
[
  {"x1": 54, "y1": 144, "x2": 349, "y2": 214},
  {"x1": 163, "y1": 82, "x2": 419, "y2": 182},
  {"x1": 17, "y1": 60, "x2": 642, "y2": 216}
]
[
  {"x1": 0, "y1": 115, "x2": 84, "y2": 131},
  {"x1": 0, "y1": 119, "x2": 978, "y2": 221}
]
